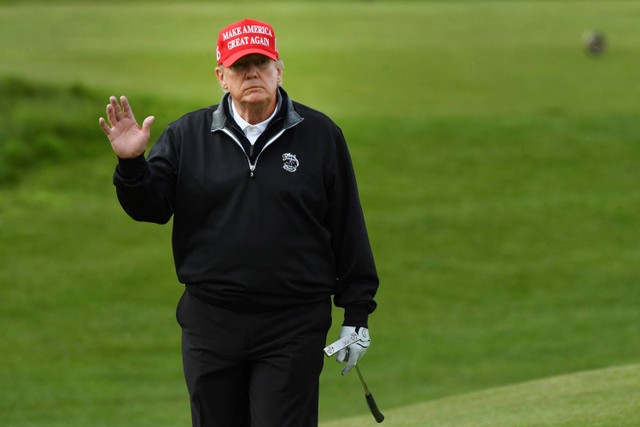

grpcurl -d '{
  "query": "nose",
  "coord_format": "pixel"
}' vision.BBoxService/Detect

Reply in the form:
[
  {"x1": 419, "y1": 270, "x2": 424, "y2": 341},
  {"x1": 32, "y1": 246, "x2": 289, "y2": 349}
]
[{"x1": 245, "y1": 62, "x2": 260, "y2": 77}]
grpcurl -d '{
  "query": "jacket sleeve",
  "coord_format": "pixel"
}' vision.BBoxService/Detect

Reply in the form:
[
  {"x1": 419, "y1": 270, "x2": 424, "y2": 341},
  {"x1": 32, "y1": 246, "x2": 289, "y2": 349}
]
[
  {"x1": 112, "y1": 127, "x2": 179, "y2": 224},
  {"x1": 329, "y1": 126, "x2": 379, "y2": 327}
]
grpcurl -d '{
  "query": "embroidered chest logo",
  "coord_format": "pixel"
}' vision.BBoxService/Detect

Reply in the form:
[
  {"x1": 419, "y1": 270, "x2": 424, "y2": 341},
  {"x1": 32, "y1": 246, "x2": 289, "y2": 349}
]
[{"x1": 282, "y1": 153, "x2": 300, "y2": 173}]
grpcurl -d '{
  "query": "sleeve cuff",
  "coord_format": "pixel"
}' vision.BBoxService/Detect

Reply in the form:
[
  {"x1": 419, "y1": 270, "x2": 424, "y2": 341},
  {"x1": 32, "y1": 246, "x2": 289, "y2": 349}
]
[
  {"x1": 343, "y1": 304, "x2": 369, "y2": 328},
  {"x1": 116, "y1": 154, "x2": 147, "y2": 180}
]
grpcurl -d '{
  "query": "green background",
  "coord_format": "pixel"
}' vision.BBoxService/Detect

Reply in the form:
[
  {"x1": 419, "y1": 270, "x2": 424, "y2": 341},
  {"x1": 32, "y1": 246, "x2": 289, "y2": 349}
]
[{"x1": 1, "y1": 1, "x2": 639, "y2": 426}]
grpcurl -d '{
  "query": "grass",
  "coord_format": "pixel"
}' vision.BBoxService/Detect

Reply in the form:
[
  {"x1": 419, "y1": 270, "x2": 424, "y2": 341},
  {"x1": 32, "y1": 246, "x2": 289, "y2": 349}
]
[
  {"x1": 323, "y1": 364, "x2": 640, "y2": 427},
  {"x1": 0, "y1": 76, "x2": 189, "y2": 185},
  {"x1": 1, "y1": 2, "x2": 639, "y2": 118},
  {"x1": 1, "y1": 1, "x2": 639, "y2": 426},
  {"x1": 0, "y1": 77, "x2": 104, "y2": 183}
]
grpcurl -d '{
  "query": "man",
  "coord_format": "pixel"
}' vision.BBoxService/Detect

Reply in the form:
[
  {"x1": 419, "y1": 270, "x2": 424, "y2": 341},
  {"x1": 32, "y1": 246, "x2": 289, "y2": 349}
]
[{"x1": 99, "y1": 18, "x2": 379, "y2": 427}]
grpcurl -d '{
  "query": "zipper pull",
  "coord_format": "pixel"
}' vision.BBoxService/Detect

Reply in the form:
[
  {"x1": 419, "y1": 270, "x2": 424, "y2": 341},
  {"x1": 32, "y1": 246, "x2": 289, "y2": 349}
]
[{"x1": 250, "y1": 165, "x2": 256, "y2": 178}]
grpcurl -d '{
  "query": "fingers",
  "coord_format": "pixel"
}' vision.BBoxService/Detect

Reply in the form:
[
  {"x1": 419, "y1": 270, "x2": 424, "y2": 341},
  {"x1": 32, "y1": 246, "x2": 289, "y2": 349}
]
[
  {"x1": 341, "y1": 347, "x2": 364, "y2": 375},
  {"x1": 98, "y1": 117, "x2": 110, "y2": 135},
  {"x1": 101, "y1": 95, "x2": 148, "y2": 130},
  {"x1": 341, "y1": 365, "x2": 353, "y2": 376},
  {"x1": 99, "y1": 96, "x2": 120, "y2": 135},
  {"x1": 105, "y1": 96, "x2": 120, "y2": 127},
  {"x1": 341, "y1": 353, "x2": 357, "y2": 375},
  {"x1": 120, "y1": 95, "x2": 136, "y2": 121},
  {"x1": 104, "y1": 95, "x2": 136, "y2": 126},
  {"x1": 338, "y1": 344, "x2": 368, "y2": 376},
  {"x1": 337, "y1": 347, "x2": 355, "y2": 375}
]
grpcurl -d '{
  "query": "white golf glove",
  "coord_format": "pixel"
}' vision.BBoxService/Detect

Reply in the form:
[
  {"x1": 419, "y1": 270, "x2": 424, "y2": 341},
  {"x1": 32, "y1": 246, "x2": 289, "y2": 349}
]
[{"x1": 336, "y1": 326, "x2": 370, "y2": 375}]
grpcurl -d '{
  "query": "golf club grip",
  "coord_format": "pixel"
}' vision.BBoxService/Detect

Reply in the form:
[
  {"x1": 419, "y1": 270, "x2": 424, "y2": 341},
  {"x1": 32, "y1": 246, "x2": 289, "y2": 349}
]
[{"x1": 365, "y1": 391, "x2": 385, "y2": 423}]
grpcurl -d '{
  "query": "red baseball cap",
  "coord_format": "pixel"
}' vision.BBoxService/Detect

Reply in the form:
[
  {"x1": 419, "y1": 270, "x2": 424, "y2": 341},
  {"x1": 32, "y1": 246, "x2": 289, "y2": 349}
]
[{"x1": 216, "y1": 18, "x2": 279, "y2": 67}]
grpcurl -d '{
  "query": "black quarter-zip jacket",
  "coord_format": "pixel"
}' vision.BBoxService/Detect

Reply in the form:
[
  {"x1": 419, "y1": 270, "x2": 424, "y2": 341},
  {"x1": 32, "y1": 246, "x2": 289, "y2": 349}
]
[{"x1": 114, "y1": 88, "x2": 378, "y2": 326}]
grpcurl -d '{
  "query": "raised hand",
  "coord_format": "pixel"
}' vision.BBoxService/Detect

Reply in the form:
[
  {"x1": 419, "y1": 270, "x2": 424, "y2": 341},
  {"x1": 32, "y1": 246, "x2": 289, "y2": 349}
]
[{"x1": 99, "y1": 96, "x2": 155, "y2": 159}]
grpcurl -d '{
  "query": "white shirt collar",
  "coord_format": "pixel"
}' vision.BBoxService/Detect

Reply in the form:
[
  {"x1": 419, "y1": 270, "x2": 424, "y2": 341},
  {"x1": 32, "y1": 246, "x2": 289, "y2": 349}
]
[{"x1": 229, "y1": 93, "x2": 281, "y2": 144}]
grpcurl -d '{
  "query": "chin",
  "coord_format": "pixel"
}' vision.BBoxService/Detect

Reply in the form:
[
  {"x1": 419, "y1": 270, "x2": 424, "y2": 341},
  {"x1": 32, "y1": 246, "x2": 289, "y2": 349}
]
[{"x1": 242, "y1": 92, "x2": 270, "y2": 104}]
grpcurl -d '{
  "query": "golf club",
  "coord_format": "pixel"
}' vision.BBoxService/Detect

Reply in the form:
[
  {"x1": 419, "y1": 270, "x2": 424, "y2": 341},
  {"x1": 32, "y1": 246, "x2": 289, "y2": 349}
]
[
  {"x1": 324, "y1": 334, "x2": 385, "y2": 423},
  {"x1": 355, "y1": 365, "x2": 385, "y2": 423}
]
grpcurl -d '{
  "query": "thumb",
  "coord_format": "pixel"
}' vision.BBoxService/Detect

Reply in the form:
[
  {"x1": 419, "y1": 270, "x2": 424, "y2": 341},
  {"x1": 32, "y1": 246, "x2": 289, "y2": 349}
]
[{"x1": 141, "y1": 116, "x2": 155, "y2": 133}]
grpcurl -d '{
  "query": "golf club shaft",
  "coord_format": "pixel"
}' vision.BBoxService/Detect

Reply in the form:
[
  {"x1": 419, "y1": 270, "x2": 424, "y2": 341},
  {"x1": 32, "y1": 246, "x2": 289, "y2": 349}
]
[{"x1": 355, "y1": 365, "x2": 385, "y2": 423}]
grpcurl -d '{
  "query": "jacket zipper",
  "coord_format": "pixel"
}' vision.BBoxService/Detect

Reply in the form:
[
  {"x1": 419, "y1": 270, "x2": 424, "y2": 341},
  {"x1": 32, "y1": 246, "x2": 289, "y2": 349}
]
[{"x1": 221, "y1": 128, "x2": 286, "y2": 178}]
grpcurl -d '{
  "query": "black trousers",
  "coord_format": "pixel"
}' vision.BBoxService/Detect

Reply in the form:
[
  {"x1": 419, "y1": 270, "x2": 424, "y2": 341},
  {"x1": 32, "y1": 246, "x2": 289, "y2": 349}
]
[{"x1": 176, "y1": 290, "x2": 333, "y2": 427}]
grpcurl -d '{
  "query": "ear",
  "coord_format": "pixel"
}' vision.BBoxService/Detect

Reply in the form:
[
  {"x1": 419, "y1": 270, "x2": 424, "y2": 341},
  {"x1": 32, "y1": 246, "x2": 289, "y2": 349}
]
[
  {"x1": 215, "y1": 67, "x2": 227, "y2": 90},
  {"x1": 276, "y1": 66, "x2": 283, "y2": 86}
]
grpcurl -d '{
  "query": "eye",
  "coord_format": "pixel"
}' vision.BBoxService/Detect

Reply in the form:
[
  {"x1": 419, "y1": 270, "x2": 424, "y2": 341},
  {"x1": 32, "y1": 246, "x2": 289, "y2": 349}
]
[
  {"x1": 231, "y1": 62, "x2": 248, "y2": 72},
  {"x1": 229, "y1": 57, "x2": 270, "y2": 72}
]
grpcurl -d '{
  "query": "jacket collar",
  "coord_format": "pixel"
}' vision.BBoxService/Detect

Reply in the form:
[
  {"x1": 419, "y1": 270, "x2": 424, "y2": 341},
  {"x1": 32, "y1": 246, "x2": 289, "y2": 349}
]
[{"x1": 211, "y1": 87, "x2": 303, "y2": 133}]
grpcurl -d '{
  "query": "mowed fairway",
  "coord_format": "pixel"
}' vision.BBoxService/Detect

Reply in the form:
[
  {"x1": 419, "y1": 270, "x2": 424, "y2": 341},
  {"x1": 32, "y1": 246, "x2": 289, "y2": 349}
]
[
  {"x1": 1, "y1": 1, "x2": 639, "y2": 426},
  {"x1": 324, "y1": 364, "x2": 640, "y2": 427}
]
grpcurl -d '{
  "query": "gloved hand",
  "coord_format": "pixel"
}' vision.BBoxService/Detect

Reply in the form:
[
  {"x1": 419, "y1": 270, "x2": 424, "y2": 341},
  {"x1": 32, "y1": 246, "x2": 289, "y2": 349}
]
[{"x1": 336, "y1": 326, "x2": 370, "y2": 375}]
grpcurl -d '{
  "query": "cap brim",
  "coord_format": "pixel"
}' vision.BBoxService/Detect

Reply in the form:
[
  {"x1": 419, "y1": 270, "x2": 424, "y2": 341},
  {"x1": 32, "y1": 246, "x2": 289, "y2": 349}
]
[{"x1": 222, "y1": 49, "x2": 279, "y2": 67}]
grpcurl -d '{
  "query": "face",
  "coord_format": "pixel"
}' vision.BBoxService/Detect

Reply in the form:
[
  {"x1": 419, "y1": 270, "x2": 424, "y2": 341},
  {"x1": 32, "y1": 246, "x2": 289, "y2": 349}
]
[{"x1": 216, "y1": 54, "x2": 282, "y2": 108}]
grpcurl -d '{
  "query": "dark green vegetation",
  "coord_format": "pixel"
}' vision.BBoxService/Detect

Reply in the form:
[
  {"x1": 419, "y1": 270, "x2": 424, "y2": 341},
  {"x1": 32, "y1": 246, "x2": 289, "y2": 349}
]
[
  {"x1": 0, "y1": 78, "x2": 184, "y2": 185},
  {"x1": 0, "y1": 78, "x2": 97, "y2": 184},
  {"x1": 1, "y1": 1, "x2": 639, "y2": 426}
]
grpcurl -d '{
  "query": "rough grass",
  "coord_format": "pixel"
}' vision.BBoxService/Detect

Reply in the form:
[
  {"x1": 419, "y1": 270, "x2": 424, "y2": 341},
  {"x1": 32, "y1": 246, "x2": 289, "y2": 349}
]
[
  {"x1": 0, "y1": 77, "x2": 97, "y2": 183},
  {"x1": 0, "y1": 77, "x2": 190, "y2": 186}
]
